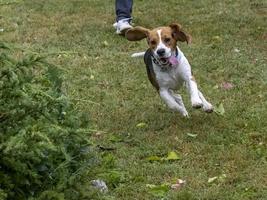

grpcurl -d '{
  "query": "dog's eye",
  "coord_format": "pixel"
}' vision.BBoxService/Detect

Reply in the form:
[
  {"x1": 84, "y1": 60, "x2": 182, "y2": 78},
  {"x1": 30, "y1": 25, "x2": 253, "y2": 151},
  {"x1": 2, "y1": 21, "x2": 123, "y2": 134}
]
[
  {"x1": 164, "y1": 38, "x2": 171, "y2": 43},
  {"x1": 150, "y1": 40, "x2": 157, "y2": 45}
]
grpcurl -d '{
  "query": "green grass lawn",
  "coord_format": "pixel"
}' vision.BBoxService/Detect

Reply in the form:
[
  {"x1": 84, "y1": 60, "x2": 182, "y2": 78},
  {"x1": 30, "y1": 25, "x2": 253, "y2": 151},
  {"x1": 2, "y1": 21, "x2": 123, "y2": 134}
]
[{"x1": 1, "y1": 0, "x2": 266, "y2": 199}]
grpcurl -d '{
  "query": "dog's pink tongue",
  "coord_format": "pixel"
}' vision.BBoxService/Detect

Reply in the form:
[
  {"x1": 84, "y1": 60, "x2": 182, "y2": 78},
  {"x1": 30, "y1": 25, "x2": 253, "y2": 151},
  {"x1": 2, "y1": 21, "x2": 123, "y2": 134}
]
[{"x1": 169, "y1": 56, "x2": 178, "y2": 66}]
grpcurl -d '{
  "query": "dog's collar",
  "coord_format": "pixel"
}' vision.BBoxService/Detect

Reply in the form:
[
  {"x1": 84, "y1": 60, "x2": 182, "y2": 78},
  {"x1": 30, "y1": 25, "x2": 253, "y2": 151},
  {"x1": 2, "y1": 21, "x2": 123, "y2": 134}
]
[{"x1": 151, "y1": 48, "x2": 179, "y2": 71}]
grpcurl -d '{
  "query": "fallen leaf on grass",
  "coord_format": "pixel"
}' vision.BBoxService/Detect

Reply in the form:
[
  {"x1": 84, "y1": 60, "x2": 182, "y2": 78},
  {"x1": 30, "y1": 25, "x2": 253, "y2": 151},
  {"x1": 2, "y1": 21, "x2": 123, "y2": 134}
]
[
  {"x1": 164, "y1": 151, "x2": 180, "y2": 161},
  {"x1": 103, "y1": 41, "x2": 109, "y2": 46},
  {"x1": 212, "y1": 36, "x2": 223, "y2": 43},
  {"x1": 233, "y1": 48, "x2": 240, "y2": 53},
  {"x1": 186, "y1": 133, "x2": 198, "y2": 138},
  {"x1": 208, "y1": 176, "x2": 218, "y2": 183},
  {"x1": 213, "y1": 84, "x2": 219, "y2": 89},
  {"x1": 146, "y1": 151, "x2": 181, "y2": 162},
  {"x1": 170, "y1": 179, "x2": 186, "y2": 190},
  {"x1": 221, "y1": 82, "x2": 234, "y2": 90},
  {"x1": 108, "y1": 135, "x2": 123, "y2": 143},
  {"x1": 146, "y1": 184, "x2": 169, "y2": 197},
  {"x1": 136, "y1": 122, "x2": 147, "y2": 128},
  {"x1": 208, "y1": 174, "x2": 227, "y2": 183},
  {"x1": 214, "y1": 103, "x2": 225, "y2": 116},
  {"x1": 146, "y1": 155, "x2": 162, "y2": 161},
  {"x1": 218, "y1": 174, "x2": 227, "y2": 181},
  {"x1": 94, "y1": 132, "x2": 102, "y2": 137},
  {"x1": 90, "y1": 74, "x2": 95, "y2": 80},
  {"x1": 147, "y1": 179, "x2": 186, "y2": 196}
]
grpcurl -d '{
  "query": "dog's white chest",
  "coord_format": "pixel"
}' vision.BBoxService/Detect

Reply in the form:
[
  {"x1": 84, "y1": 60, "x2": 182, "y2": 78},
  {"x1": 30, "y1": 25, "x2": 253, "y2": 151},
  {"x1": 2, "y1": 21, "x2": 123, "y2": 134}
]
[{"x1": 153, "y1": 64, "x2": 183, "y2": 90}]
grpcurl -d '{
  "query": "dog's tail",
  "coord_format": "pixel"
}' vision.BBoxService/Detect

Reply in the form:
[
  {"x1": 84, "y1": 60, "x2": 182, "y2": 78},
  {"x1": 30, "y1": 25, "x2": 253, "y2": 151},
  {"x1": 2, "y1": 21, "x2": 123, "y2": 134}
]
[{"x1": 131, "y1": 51, "x2": 145, "y2": 58}]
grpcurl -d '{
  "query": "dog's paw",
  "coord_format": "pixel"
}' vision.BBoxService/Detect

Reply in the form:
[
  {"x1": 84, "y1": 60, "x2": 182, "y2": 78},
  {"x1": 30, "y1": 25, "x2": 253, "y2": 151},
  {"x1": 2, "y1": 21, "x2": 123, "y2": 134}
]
[
  {"x1": 192, "y1": 101, "x2": 203, "y2": 109},
  {"x1": 203, "y1": 103, "x2": 213, "y2": 113},
  {"x1": 192, "y1": 103, "x2": 202, "y2": 109},
  {"x1": 181, "y1": 110, "x2": 189, "y2": 118}
]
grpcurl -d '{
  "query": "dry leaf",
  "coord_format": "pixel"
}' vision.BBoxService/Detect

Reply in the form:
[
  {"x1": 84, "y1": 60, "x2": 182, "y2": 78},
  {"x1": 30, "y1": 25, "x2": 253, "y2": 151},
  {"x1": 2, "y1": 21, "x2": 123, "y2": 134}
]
[
  {"x1": 136, "y1": 122, "x2": 147, "y2": 128},
  {"x1": 103, "y1": 41, "x2": 109, "y2": 46},
  {"x1": 221, "y1": 82, "x2": 234, "y2": 90},
  {"x1": 146, "y1": 151, "x2": 181, "y2": 162},
  {"x1": 186, "y1": 133, "x2": 198, "y2": 138},
  {"x1": 208, "y1": 176, "x2": 218, "y2": 183},
  {"x1": 171, "y1": 179, "x2": 186, "y2": 190}
]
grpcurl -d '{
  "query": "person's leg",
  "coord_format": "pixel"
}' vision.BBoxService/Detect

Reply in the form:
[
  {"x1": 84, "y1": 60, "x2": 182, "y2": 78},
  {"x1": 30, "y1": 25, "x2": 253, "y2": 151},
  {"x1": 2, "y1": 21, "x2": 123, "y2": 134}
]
[
  {"x1": 114, "y1": 0, "x2": 133, "y2": 34},
  {"x1": 116, "y1": 0, "x2": 133, "y2": 22}
]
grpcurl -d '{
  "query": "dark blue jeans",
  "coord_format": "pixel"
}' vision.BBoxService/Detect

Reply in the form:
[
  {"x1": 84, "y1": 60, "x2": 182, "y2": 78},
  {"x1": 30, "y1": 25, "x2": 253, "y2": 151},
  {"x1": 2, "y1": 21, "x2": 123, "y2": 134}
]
[{"x1": 116, "y1": 0, "x2": 133, "y2": 22}]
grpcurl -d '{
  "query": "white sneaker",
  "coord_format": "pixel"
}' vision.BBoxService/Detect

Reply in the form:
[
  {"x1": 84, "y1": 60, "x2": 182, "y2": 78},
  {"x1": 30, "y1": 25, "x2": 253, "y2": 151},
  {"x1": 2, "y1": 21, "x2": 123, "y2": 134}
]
[{"x1": 113, "y1": 18, "x2": 133, "y2": 35}]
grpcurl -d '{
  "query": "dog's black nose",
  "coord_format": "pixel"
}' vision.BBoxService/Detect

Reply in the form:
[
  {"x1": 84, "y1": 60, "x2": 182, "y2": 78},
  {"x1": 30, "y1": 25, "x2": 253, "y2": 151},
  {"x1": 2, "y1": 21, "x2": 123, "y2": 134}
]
[{"x1": 156, "y1": 48, "x2": 165, "y2": 56}]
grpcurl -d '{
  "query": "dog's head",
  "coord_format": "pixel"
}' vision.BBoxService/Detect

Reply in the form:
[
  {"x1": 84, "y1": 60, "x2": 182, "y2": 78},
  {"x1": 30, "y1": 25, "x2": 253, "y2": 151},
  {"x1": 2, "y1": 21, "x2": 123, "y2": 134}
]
[{"x1": 126, "y1": 23, "x2": 191, "y2": 61}]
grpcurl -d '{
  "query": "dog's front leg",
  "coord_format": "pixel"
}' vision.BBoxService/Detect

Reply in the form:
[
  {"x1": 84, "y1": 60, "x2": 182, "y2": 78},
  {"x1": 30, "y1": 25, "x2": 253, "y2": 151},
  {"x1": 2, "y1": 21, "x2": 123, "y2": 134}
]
[
  {"x1": 169, "y1": 90, "x2": 186, "y2": 109},
  {"x1": 198, "y1": 90, "x2": 213, "y2": 113},
  {"x1": 186, "y1": 76, "x2": 203, "y2": 109},
  {"x1": 159, "y1": 89, "x2": 188, "y2": 117}
]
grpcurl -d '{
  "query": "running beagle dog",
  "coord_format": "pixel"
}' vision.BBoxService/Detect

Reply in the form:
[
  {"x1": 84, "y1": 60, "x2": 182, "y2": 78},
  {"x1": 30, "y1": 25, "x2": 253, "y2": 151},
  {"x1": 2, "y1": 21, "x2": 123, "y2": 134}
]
[{"x1": 125, "y1": 23, "x2": 213, "y2": 117}]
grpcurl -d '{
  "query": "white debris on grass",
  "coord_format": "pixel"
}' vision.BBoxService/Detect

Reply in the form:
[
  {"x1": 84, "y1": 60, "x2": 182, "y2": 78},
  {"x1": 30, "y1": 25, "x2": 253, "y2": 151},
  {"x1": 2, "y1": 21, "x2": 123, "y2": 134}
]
[
  {"x1": 91, "y1": 179, "x2": 108, "y2": 193},
  {"x1": 170, "y1": 179, "x2": 186, "y2": 190}
]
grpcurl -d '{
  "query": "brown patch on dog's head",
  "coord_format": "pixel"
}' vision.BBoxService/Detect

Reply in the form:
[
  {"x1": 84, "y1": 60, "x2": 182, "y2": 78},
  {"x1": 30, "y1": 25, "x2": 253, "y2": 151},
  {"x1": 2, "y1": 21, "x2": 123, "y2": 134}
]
[
  {"x1": 159, "y1": 27, "x2": 177, "y2": 51},
  {"x1": 125, "y1": 23, "x2": 191, "y2": 51},
  {"x1": 146, "y1": 28, "x2": 160, "y2": 51},
  {"x1": 126, "y1": 27, "x2": 175, "y2": 51},
  {"x1": 126, "y1": 27, "x2": 160, "y2": 51}
]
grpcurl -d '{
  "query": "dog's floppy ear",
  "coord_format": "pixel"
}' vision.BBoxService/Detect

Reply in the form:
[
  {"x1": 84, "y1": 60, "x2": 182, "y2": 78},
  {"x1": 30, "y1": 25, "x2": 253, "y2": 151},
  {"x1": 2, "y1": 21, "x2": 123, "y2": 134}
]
[
  {"x1": 169, "y1": 23, "x2": 192, "y2": 44},
  {"x1": 125, "y1": 26, "x2": 150, "y2": 41}
]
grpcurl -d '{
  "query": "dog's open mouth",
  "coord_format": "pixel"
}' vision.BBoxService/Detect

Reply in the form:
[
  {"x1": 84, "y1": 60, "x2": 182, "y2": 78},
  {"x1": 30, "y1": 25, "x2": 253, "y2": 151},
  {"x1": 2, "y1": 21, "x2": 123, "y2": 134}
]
[
  {"x1": 158, "y1": 56, "x2": 179, "y2": 66},
  {"x1": 159, "y1": 57, "x2": 169, "y2": 64}
]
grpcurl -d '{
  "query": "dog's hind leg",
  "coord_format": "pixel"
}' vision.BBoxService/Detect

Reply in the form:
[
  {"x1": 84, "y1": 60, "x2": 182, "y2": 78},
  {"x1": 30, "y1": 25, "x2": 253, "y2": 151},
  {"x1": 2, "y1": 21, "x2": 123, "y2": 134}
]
[{"x1": 159, "y1": 89, "x2": 188, "y2": 117}]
